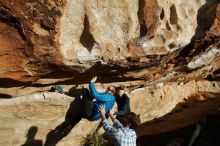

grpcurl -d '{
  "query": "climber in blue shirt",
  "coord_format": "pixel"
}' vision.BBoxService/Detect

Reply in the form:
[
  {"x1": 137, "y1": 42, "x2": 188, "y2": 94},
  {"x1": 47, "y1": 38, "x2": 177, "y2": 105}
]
[{"x1": 83, "y1": 76, "x2": 116, "y2": 121}]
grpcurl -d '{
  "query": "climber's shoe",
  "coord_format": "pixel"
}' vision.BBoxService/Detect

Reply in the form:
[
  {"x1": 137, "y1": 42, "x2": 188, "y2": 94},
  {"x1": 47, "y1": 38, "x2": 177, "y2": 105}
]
[{"x1": 55, "y1": 85, "x2": 64, "y2": 93}]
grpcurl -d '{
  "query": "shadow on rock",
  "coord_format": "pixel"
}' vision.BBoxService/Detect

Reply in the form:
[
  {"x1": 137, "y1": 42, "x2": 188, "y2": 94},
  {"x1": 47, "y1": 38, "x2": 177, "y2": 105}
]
[
  {"x1": 21, "y1": 126, "x2": 43, "y2": 146},
  {"x1": 193, "y1": 0, "x2": 219, "y2": 41},
  {"x1": 44, "y1": 87, "x2": 91, "y2": 146}
]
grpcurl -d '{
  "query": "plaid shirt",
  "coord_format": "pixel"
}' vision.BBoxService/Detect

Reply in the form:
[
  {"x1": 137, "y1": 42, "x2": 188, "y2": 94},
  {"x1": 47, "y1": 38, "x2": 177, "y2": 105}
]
[{"x1": 102, "y1": 119, "x2": 137, "y2": 146}]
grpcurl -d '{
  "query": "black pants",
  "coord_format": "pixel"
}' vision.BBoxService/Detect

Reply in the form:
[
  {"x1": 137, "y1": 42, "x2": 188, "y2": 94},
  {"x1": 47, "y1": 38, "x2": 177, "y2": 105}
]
[{"x1": 82, "y1": 88, "x2": 94, "y2": 120}]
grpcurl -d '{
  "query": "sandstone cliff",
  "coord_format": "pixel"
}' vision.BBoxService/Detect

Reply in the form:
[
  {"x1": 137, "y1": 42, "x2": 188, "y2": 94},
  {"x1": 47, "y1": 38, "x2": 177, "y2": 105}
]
[
  {"x1": 0, "y1": 0, "x2": 220, "y2": 146},
  {"x1": 0, "y1": 0, "x2": 219, "y2": 83}
]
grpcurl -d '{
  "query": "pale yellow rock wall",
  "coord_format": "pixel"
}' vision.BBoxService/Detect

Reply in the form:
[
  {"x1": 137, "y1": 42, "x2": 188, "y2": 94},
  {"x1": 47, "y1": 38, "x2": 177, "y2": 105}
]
[
  {"x1": 142, "y1": 0, "x2": 206, "y2": 52},
  {"x1": 0, "y1": 93, "x2": 101, "y2": 146},
  {"x1": 59, "y1": 0, "x2": 140, "y2": 63},
  {"x1": 130, "y1": 80, "x2": 220, "y2": 123},
  {"x1": 59, "y1": 0, "x2": 209, "y2": 61},
  {"x1": 0, "y1": 80, "x2": 219, "y2": 146}
]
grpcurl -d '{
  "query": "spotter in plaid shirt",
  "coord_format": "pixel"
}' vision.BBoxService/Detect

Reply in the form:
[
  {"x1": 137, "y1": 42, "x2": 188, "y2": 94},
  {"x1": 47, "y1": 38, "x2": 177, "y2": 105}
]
[{"x1": 102, "y1": 119, "x2": 137, "y2": 146}]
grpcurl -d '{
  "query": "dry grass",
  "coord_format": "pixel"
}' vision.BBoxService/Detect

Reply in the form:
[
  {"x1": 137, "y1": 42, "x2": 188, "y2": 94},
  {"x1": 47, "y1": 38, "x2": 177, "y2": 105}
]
[{"x1": 81, "y1": 131, "x2": 108, "y2": 146}]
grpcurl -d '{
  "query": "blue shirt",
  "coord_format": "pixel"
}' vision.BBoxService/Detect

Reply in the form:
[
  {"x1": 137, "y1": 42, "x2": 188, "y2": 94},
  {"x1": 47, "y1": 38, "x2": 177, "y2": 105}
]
[
  {"x1": 89, "y1": 82, "x2": 115, "y2": 120},
  {"x1": 102, "y1": 119, "x2": 137, "y2": 146}
]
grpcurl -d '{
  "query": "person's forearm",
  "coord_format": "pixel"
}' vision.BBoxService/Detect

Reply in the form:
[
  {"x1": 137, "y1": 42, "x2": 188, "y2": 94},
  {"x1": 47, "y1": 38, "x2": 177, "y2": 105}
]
[
  {"x1": 110, "y1": 114, "x2": 115, "y2": 122},
  {"x1": 101, "y1": 113, "x2": 106, "y2": 121},
  {"x1": 89, "y1": 82, "x2": 110, "y2": 101}
]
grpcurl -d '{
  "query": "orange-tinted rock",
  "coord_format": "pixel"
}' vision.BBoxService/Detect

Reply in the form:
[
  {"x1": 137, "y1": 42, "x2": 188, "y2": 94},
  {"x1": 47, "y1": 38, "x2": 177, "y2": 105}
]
[
  {"x1": 0, "y1": 0, "x2": 219, "y2": 86},
  {"x1": 209, "y1": 4, "x2": 220, "y2": 36},
  {"x1": 0, "y1": 1, "x2": 219, "y2": 145},
  {"x1": 143, "y1": 0, "x2": 160, "y2": 38}
]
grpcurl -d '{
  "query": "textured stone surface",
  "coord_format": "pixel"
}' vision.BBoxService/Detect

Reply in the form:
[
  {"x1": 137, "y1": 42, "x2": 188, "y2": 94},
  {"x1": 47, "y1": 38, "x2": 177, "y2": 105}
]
[
  {"x1": 0, "y1": 0, "x2": 220, "y2": 145},
  {"x1": 60, "y1": 0, "x2": 140, "y2": 63},
  {"x1": 140, "y1": 0, "x2": 205, "y2": 52},
  {"x1": 0, "y1": 92, "x2": 101, "y2": 146},
  {"x1": 0, "y1": 0, "x2": 63, "y2": 81},
  {"x1": 0, "y1": 80, "x2": 220, "y2": 145},
  {"x1": 0, "y1": 0, "x2": 219, "y2": 82}
]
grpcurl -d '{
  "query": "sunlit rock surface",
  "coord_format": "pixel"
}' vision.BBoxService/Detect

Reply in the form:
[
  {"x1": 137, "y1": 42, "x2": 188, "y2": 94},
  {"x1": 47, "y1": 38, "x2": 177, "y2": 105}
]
[
  {"x1": 0, "y1": 80, "x2": 220, "y2": 145},
  {"x1": 0, "y1": 92, "x2": 101, "y2": 146},
  {"x1": 60, "y1": 0, "x2": 140, "y2": 63},
  {"x1": 141, "y1": 0, "x2": 207, "y2": 52},
  {"x1": 0, "y1": 0, "x2": 220, "y2": 145},
  {"x1": 0, "y1": 0, "x2": 219, "y2": 81}
]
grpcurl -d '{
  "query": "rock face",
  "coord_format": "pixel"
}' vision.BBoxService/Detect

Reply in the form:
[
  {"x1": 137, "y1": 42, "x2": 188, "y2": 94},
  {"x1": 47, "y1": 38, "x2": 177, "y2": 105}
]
[
  {"x1": 0, "y1": 80, "x2": 220, "y2": 146},
  {"x1": 0, "y1": 0, "x2": 63, "y2": 81},
  {"x1": 0, "y1": 92, "x2": 102, "y2": 146},
  {"x1": 0, "y1": 0, "x2": 220, "y2": 146},
  {"x1": 140, "y1": 0, "x2": 203, "y2": 52},
  {"x1": 60, "y1": 0, "x2": 140, "y2": 63},
  {"x1": 0, "y1": 0, "x2": 219, "y2": 82}
]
